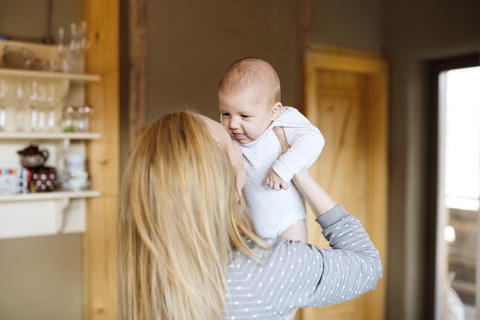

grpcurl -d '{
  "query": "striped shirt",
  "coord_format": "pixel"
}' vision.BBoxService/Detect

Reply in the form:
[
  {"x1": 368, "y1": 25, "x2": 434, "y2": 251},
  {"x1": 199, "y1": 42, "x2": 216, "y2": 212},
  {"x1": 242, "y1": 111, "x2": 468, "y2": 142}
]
[{"x1": 223, "y1": 204, "x2": 383, "y2": 319}]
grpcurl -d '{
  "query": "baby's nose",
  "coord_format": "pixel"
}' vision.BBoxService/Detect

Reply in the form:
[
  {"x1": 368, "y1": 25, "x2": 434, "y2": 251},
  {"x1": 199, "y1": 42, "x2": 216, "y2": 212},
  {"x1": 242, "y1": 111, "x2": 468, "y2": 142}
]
[{"x1": 229, "y1": 117, "x2": 240, "y2": 129}]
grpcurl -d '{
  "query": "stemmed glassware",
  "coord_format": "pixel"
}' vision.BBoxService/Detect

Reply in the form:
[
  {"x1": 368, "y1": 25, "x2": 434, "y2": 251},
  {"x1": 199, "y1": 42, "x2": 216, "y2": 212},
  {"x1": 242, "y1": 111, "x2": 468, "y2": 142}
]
[
  {"x1": 12, "y1": 79, "x2": 28, "y2": 132},
  {"x1": 45, "y1": 80, "x2": 68, "y2": 131},
  {"x1": 27, "y1": 80, "x2": 40, "y2": 131},
  {"x1": 27, "y1": 80, "x2": 46, "y2": 132},
  {"x1": 57, "y1": 22, "x2": 90, "y2": 73},
  {"x1": 36, "y1": 82, "x2": 48, "y2": 132},
  {"x1": 0, "y1": 79, "x2": 9, "y2": 132}
]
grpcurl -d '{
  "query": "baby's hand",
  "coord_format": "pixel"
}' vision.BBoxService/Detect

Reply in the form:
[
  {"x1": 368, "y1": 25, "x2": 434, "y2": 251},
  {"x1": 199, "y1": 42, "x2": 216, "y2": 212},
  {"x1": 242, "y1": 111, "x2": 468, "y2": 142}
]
[{"x1": 266, "y1": 169, "x2": 288, "y2": 191}]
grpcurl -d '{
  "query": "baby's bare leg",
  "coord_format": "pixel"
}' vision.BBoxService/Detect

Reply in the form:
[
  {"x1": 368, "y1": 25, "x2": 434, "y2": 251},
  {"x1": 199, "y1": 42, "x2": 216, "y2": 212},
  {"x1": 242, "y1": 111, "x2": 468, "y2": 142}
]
[
  {"x1": 284, "y1": 310, "x2": 298, "y2": 320},
  {"x1": 279, "y1": 219, "x2": 307, "y2": 242}
]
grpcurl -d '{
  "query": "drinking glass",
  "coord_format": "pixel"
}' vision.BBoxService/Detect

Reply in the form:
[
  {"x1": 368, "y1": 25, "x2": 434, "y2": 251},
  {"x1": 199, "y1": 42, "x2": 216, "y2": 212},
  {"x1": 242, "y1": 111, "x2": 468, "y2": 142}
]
[
  {"x1": 62, "y1": 105, "x2": 75, "y2": 132},
  {"x1": 27, "y1": 80, "x2": 39, "y2": 131},
  {"x1": 36, "y1": 81, "x2": 47, "y2": 132},
  {"x1": 45, "y1": 79, "x2": 69, "y2": 131},
  {"x1": 75, "y1": 105, "x2": 94, "y2": 132},
  {"x1": 0, "y1": 79, "x2": 9, "y2": 132},
  {"x1": 28, "y1": 80, "x2": 48, "y2": 132},
  {"x1": 12, "y1": 80, "x2": 28, "y2": 132}
]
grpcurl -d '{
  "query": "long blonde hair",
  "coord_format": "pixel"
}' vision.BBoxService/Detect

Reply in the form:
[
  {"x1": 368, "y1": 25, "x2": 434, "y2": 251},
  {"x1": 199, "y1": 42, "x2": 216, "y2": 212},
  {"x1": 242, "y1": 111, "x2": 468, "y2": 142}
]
[{"x1": 117, "y1": 111, "x2": 265, "y2": 319}]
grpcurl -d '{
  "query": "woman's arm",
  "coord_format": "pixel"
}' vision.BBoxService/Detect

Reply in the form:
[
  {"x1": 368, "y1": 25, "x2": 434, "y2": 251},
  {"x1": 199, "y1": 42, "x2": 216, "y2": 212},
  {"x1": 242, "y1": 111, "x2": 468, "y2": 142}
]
[{"x1": 292, "y1": 170, "x2": 337, "y2": 218}]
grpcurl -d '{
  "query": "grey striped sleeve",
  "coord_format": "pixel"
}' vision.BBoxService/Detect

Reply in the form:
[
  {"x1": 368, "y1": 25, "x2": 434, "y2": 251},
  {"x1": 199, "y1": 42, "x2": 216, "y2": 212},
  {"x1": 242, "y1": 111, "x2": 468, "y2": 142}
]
[{"x1": 224, "y1": 205, "x2": 382, "y2": 319}]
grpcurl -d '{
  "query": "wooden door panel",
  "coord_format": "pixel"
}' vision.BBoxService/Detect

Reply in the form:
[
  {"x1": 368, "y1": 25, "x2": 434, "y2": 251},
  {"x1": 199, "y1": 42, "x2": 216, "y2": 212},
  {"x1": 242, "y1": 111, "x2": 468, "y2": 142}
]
[
  {"x1": 303, "y1": 70, "x2": 369, "y2": 320},
  {"x1": 300, "y1": 46, "x2": 387, "y2": 320},
  {"x1": 315, "y1": 71, "x2": 368, "y2": 222}
]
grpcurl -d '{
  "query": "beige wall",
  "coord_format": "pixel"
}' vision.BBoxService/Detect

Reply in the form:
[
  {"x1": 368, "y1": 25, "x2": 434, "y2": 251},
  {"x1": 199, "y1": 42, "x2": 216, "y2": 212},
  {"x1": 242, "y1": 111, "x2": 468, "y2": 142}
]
[
  {"x1": 0, "y1": 0, "x2": 82, "y2": 43},
  {"x1": 0, "y1": 234, "x2": 83, "y2": 320},
  {"x1": 145, "y1": 0, "x2": 298, "y2": 122},
  {"x1": 310, "y1": 0, "x2": 383, "y2": 51},
  {"x1": 144, "y1": 0, "x2": 384, "y2": 124}
]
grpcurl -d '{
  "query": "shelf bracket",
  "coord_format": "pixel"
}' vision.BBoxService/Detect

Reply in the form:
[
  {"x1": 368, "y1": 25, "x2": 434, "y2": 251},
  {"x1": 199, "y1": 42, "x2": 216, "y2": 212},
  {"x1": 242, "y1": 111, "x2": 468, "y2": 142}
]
[
  {"x1": 55, "y1": 198, "x2": 70, "y2": 233},
  {"x1": 55, "y1": 138, "x2": 71, "y2": 172}
]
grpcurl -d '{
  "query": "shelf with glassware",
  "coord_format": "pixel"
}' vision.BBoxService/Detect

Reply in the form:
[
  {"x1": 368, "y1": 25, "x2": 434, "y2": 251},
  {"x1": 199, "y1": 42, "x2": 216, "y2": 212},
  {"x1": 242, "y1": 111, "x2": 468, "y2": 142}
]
[
  {"x1": 0, "y1": 38, "x2": 101, "y2": 239},
  {"x1": 0, "y1": 132, "x2": 100, "y2": 140},
  {"x1": 0, "y1": 67, "x2": 100, "y2": 83}
]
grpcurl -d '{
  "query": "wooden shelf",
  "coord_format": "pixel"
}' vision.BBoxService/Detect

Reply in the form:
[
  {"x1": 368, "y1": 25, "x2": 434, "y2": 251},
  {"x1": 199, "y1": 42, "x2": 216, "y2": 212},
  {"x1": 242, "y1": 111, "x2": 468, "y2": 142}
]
[
  {"x1": 0, "y1": 132, "x2": 100, "y2": 140},
  {"x1": 0, "y1": 190, "x2": 100, "y2": 202},
  {"x1": 0, "y1": 67, "x2": 100, "y2": 83}
]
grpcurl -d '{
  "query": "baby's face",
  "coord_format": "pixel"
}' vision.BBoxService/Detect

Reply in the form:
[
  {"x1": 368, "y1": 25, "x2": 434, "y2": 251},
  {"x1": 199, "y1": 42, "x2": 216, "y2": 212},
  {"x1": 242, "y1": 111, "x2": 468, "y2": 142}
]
[{"x1": 219, "y1": 88, "x2": 279, "y2": 144}]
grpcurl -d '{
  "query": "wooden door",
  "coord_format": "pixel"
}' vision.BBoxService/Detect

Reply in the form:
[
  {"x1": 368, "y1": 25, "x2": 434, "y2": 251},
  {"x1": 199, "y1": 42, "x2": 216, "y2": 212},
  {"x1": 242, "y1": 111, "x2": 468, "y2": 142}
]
[{"x1": 300, "y1": 45, "x2": 388, "y2": 320}]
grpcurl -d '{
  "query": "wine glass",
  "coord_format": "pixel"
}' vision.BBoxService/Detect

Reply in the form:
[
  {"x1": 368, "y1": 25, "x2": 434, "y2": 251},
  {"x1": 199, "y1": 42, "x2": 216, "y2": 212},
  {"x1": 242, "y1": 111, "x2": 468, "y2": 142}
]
[
  {"x1": 0, "y1": 79, "x2": 9, "y2": 132},
  {"x1": 27, "y1": 80, "x2": 39, "y2": 131},
  {"x1": 67, "y1": 22, "x2": 90, "y2": 73},
  {"x1": 12, "y1": 80, "x2": 28, "y2": 132},
  {"x1": 36, "y1": 81, "x2": 48, "y2": 132},
  {"x1": 46, "y1": 79, "x2": 69, "y2": 131}
]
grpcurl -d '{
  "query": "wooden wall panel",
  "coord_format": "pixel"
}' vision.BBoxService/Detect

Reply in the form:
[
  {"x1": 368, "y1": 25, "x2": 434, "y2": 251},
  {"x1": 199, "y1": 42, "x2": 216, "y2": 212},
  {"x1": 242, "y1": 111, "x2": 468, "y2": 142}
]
[{"x1": 84, "y1": 0, "x2": 120, "y2": 318}]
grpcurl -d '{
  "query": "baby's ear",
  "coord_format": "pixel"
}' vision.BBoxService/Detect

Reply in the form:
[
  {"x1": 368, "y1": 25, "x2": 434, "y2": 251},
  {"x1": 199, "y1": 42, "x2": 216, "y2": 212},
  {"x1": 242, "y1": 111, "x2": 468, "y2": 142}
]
[{"x1": 271, "y1": 102, "x2": 282, "y2": 120}]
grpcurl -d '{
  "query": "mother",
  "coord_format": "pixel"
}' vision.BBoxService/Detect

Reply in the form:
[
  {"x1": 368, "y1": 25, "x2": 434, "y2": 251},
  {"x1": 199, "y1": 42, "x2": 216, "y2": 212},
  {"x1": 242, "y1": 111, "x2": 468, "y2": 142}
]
[{"x1": 117, "y1": 111, "x2": 382, "y2": 319}]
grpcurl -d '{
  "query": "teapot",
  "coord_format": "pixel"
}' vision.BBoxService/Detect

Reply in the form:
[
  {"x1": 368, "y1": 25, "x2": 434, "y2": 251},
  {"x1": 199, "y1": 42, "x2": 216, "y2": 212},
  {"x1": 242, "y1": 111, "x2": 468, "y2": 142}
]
[{"x1": 17, "y1": 144, "x2": 49, "y2": 168}]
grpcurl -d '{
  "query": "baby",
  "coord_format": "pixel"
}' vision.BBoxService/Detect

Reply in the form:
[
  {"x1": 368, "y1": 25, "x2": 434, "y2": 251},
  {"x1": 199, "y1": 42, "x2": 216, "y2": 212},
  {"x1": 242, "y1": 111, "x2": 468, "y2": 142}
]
[{"x1": 218, "y1": 57, "x2": 324, "y2": 242}]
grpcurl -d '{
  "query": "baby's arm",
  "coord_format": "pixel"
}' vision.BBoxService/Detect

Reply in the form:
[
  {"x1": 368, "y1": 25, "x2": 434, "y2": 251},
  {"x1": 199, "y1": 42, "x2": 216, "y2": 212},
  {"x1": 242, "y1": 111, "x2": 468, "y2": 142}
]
[{"x1": 271, "y1": 108, "x2": 325, "y2": 184}]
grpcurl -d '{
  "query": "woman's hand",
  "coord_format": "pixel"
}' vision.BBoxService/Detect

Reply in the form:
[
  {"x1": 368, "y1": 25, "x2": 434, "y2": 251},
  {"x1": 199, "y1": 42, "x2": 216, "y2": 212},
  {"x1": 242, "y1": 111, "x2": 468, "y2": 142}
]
[
  {"x1": 273, "y1": 126, "x2": 289, "y2": 154},
  {"x1": 265, "y1": 126, "x2": 290, "y2": 190}
]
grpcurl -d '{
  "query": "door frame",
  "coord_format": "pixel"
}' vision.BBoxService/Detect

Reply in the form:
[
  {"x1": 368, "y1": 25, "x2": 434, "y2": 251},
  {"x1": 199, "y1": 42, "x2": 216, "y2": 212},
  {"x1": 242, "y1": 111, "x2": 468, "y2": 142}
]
[
  {"x1": 303, "y1": 44, "x2": 388, "y2": 320},
  {"x1": 425, "y1": 53, "x2": 480, "y2": 320}
]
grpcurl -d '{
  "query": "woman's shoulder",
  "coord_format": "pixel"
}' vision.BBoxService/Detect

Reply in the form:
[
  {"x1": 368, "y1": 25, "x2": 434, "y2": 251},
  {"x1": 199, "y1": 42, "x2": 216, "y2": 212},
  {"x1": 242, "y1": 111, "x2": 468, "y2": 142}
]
[{"x1": 232, "y1": 237, "x2": 317, "y2": 271}]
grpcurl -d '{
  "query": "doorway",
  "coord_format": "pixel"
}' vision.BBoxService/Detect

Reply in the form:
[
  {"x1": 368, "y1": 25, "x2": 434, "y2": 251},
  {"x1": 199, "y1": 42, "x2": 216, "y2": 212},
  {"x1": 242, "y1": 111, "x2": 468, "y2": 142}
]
[
  {"x1": 301, "y1": 45, "x2": 388, "y2": 320},
  {"x1": 427, "y1": 55, "x2": 480, "y2": 320}
]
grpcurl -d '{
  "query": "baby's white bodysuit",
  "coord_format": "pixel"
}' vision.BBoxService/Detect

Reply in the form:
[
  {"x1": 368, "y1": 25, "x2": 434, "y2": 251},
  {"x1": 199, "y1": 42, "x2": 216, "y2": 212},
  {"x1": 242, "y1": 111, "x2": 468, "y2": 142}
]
[{"x1": 241, "y1": 106, "x2": 324, "y2": 238}]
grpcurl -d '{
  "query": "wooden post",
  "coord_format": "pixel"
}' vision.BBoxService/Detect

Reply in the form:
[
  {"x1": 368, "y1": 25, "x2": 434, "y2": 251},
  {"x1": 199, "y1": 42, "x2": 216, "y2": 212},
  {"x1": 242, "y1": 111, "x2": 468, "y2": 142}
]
[
  {"x1": 128, "y1": 0, "x2": 147, "y2": 150},
  {"x1": 84, "y1": 0, "x2": 120, "y2": 318},
  {"x1": 297, "y1": 0, "x2": 311, "y2": 113}
]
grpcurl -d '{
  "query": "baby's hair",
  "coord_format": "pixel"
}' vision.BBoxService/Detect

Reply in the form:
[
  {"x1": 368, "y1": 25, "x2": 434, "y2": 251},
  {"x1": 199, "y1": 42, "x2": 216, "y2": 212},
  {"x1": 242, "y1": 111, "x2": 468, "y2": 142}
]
[{"x1": 219, "y1": 57, "x2": 281, "y2": 105}]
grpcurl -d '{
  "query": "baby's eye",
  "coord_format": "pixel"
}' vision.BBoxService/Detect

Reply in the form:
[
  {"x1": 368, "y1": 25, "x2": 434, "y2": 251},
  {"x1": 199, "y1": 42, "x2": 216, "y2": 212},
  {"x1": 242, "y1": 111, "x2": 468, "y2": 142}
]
[
  {"x1": 222, "y1": 113, "x2": 231, "y2": 118},
  {"x1": 241, "y1": 115, "x2": 249, "y2": 118}
]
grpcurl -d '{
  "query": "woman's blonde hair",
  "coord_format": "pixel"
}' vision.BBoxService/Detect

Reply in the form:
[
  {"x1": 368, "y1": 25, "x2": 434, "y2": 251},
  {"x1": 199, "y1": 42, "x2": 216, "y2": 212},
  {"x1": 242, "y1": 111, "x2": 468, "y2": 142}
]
[{"x1": 117, "y1": 111, "x2": 265, "y2": 319}]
